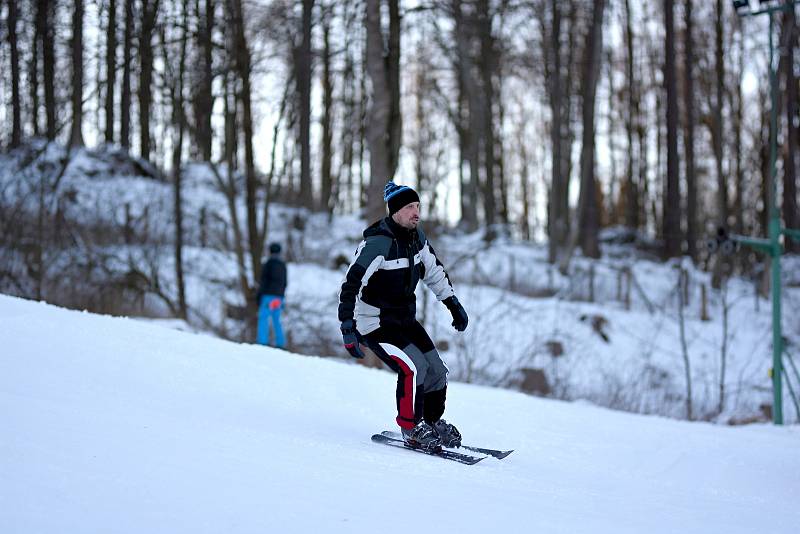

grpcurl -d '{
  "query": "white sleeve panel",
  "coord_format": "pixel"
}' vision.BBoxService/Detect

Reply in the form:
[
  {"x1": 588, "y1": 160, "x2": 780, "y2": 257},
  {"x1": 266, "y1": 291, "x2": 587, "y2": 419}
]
[{"x1": 420, "y1": 241, "x2": 455, "y2": 301}]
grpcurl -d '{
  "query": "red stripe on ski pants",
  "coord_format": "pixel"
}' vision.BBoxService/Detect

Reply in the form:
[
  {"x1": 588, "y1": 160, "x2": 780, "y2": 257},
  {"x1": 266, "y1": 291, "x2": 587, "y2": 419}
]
[{"x1": 389, "y1": 354, "x2": 416, "y2": 429}]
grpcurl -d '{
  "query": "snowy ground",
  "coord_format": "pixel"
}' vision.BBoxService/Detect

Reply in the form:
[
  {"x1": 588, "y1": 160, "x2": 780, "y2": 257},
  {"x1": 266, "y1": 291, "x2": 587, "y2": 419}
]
[
  {"x1": 3, "y1": 141, "x2": 800, "y2": 422},
  {"x1": 1, "y1": 295, "x2": 798, "y2": 534}
]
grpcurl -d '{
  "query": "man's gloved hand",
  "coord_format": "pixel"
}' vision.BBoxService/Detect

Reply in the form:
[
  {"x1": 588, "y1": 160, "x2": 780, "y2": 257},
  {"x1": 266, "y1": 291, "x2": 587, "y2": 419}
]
[
  {"x1": 341, "y1": 319, "x2": 365, "y2": 359},
  {"x1": 443, "y1": 296, "x2": 468, "y2": 332}
]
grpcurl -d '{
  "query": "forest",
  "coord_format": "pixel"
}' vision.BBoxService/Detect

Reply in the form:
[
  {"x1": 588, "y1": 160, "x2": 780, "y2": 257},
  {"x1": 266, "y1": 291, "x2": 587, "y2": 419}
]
[{"x1": 3, "y1": 0, "x2": 797, "y2": 250}]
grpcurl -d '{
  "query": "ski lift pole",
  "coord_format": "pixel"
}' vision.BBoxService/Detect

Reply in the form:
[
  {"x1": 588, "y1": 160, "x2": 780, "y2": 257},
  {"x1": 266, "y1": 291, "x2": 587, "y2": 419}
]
[{"x1": 731, "y1": 0, "x2": 800, "y2": 424}]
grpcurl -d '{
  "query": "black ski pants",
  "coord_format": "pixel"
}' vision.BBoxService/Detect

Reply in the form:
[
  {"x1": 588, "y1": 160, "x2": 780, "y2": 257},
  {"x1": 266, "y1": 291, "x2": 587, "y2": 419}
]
[{"x1": 362, "y1": 320, "x2": 449, "y2": 430}]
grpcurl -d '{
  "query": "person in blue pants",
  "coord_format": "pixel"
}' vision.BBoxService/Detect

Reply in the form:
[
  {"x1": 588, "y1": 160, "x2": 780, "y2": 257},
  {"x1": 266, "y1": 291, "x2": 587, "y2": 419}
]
[{"x1": 256, "y1": 243, "x2": 287, "y2": 348}]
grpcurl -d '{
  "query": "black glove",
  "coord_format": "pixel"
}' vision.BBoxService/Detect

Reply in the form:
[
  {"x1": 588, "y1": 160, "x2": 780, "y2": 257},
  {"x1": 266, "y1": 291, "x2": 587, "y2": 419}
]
[
  {"x1": 341, "y1": 319, "x2": 365, "y2": 359},
  {"x1": 443, "y1": 296, "x2": 468, "y2": 332}
]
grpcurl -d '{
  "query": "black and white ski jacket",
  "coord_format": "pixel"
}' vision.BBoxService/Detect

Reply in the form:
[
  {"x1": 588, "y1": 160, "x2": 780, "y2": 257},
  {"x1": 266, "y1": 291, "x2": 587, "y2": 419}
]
[{"x1": 338, "y1": 217, "x2": 456, "y2": 335}]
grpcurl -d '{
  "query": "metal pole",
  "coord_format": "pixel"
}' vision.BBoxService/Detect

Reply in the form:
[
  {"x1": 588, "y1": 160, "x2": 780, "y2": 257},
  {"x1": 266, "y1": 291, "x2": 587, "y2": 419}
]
[{"x1": 768, "y1": 11, "x2": 784, "y2": 425}]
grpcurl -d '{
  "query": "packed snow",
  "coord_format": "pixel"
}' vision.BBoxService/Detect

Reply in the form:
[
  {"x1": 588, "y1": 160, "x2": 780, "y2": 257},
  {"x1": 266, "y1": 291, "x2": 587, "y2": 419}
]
[{"x1": 1, "y1": 294, "x2": 797, "y2": 533}]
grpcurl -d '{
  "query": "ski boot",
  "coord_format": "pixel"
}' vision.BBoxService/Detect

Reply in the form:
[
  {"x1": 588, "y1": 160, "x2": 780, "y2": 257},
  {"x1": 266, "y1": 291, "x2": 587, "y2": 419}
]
[
  {"x1": 432, "y1": 419, "x2": 462, "y2": 448},
  {"x1": 401, "y1": 421, "x2": 442, "y2": 451}
]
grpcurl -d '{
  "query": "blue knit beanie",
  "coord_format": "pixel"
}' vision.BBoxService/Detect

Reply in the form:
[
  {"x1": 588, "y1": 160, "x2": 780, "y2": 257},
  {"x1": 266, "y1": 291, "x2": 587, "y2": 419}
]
[{"x1": 383, "y1": 181, "x2": 420, "y2": 215}]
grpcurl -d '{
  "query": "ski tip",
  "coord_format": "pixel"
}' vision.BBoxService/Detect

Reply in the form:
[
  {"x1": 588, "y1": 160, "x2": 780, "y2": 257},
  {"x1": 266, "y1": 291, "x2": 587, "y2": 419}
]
[{"x1": 494, "y1": 450, "x2": 514, "y2": 459}]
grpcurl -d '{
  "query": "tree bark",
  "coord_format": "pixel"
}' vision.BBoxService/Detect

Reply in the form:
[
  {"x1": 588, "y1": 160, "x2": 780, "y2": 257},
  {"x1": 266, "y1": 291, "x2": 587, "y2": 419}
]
[
  {"x1": 227, "y1": 0, "x2": 261, "y2": 288},
  {"x1": 297, "y1": 0, "x2": 315, "y2": 209},
  {"x1": 364, "y1": 0, "x2": 402, "y2": 223},
  {"x1": 120, "y1": 0, "x2": 134, "y2": 149},
  {"x1": 172, "y1": 0, "x2": 189, "y2": 319},
  {"x1": 70, "y1": 0, "x2": 85, "y2": 147},
  {"x1": 7, "y1": 0, "x2": 22, "y2": 146},
  {"x1": 478, "y1": 0, "x2": 496, "y2": 228},
  {"x1": 42, "y1": 0, "x2": 57, "y2": 140},
  {"x1": 31, "y1": 0, "x2": 42, "y2": 136},
  {"x1": 453, "y1": 0, "x2": 479, "y2": 230},
  {"x1": 545, "y1": 0, "x2": 564, "y2": 262},
  {"x1": 683, "y1": 0, "x2": 697, "y2": 260},
  {"x1": 105, "y1": 0, "x2": 117, "y2": 143},
  {"x1": 783, "y1": 5, "x2": 800, "y2": 252},
  {"x1": 623, "y1": 0, "x2": 639, "y2": 230},
  {"x1": 577, "y1": 0, "x2": 605, "y2": 259},
  {"x1": 321, "y1": 13, "x2": 334, "y2": 214},
  {"x1": 662, "y1": 0, "x2": 682, "y2": 258},
  {"x1": 139, "y1": 0, "x2": 160, "y2": 160},
  {"x1": 194, "y1": 0, "x2": 215, "y2": 161},
  {"x1": 713, "y1": 0, "x2": 728, "y2": 231}
]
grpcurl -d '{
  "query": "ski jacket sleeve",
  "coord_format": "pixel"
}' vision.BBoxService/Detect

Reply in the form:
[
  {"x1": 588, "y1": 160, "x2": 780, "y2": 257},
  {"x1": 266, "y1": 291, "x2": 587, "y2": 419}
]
[
  {"x1": 338, "y1": 236, "x2": 390, "y2": 322},
  {"x1": 418, "y1": 232, "x2": 456, "y2": 301}
]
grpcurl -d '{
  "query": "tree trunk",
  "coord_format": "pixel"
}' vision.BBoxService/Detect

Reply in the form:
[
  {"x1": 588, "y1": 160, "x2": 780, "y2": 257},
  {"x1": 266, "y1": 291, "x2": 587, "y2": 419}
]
[
  {"x1": 8, "y1": 0, "x2": 22, "y2": 146},
  {"x1": 294, "y1": 0, "x2": 315, "y2": 208},
  {"x1": 545, "y1": 0, "x2": 565, "y2": 262},
  {"x1": 683, "y1": 0, "x2": 697, "y2": 261},
  {"x1": 105, "y1": 0, "x2": 117, "y2": 143},
  {"x1": 120, "y1": 0, "x2": 133, "y2": 149},
  {"x1": 172, "y1": 0, "x2": 189, "y2": 319},
  {"x1": 42, "y1": 0, "x2": 57, "y2": 140},
  {"x1": 70, "y1": 0, "x2": 85, "y2": 147},
  {"x1": 714, "y1": 0, "x2": 728, "y2": 230},
  {"x1": 364, "y1": 0, "x2": 401, "y2": 223},
  {"x1": 577, "y1": 0, "x2": 605, "y2": 259},
  {"x1": 733, "y1": 36, "x2": 745, "y2": 238},
  {"x1": 194, "y1": 0, "x2": 214, "y2": 161},
  {"x1": 227, "y1": 0, "x2": 261, "y2": 289},
  {"x1": 453, "y1": 0, "x2": 479, "y2": 230},
  {"x1": 623, "y1": 0, "x2": 639, "y2": 230},
  {"x1": 321, "y1": 13, "x2": 334, "y2": 214},
  {"x1": 662, "y1": 0, "x2": 682, "y2": 258},
  {"x1": 783, "y1": 5, "x2": 800, "y2": 251},
  {"x1": 139, "y1": 0, "x2": 160, "y2": 160},
  {"x1": 478, "y1": 0, "x2": 496, "y2": 229},
  {"x1": 31, "y1": 0, "x2": 42, "y2": 136}
]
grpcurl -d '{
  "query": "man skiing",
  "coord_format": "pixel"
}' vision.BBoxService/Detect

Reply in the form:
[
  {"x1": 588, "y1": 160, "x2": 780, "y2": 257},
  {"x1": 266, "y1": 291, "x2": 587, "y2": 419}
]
[{"x1": 338, "y1": 182, "x2": 469, "y2": 451}]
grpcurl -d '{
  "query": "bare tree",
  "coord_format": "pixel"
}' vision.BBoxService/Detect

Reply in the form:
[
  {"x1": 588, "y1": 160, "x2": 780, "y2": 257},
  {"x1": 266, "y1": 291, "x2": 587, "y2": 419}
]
[
  {"x1": 713, "y1": 0, "x2": 728, "y2": 234},
  {"x1": 320, "y1": 5, "x2": 334, "y2": 214},
  {"x1": 227, "y1": 0, "x2": 262, "y2": 295},
  {"x1": 662, "y1": 0, "x2": 682, "y2": 258},
  {"x1": 70, "y1": 0, "x2": 85, "y2": 147},
  {"x1": 782, "y1": 4, "x2": 800, "y2": 252},
  {"x1": 41, "y1": 0, "x2": 57, "y2": 140},
  {"x1": 168, "y1": 0, "x2": 190, "y2": 319},
  {"x1": 622, "y1": 0, "x2": 640, "y2": 230},
  {"x1": 105, "y1": 0, "x2": 117, "y2": 143},
  {"x1": 7, "y1": 0, "x2": 22, "y2": 146},
  {"x1": 139, "y1": 0, "x2": 161, "y2": 160},
  {"x1": 296, "y1": 0, "x2": 315, "y2": 209},
  {"x1": 576, "y1": 0, "x2": 605, "y2": 259},
  {"x1": 120, "y1": 0, "x2": 134, "y2": 149},
  {"x1": 683, "y1": 0, "x2": 698, "y2": 261},
  {"x1": 543, "y1": 0, "x2": 580, "y2": 262},
  {"x1": 193, "y1": 0, "x2": 215, "y2": 161},
  {"x1": 364, "y1": 0, "x2": 401, "y2": 223}
]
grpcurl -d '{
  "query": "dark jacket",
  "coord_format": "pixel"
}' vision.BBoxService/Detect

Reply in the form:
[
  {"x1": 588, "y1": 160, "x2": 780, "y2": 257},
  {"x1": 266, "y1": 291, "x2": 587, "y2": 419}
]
[
  {"x1": 258, "y1": 255, "x2": 287, "y2": 299},
  {"x1": 338, "y1": 217, "x2": 454, "y2": 334}
]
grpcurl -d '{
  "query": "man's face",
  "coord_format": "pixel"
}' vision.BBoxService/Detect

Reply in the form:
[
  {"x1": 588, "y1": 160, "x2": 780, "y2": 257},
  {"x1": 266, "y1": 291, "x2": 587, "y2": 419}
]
[{"x1": 392, "y1": 201, "x2": 421, "y2": 229}]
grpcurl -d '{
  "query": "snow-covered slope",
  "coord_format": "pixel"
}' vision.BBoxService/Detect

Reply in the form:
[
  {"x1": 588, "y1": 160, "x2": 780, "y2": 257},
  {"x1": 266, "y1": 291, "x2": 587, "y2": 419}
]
[{"x1": 1, "y1": 295, "x2": 797, "y2": 534}]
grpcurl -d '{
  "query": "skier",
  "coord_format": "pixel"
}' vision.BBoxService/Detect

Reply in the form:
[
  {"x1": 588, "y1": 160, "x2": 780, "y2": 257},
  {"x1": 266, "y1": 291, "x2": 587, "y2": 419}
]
[
  {"x1": 257, "y1": 242, "x2": 287, "y2": 348},
  {"x1": 338, "y1": 182, "x2": 469, "y2": 451}
]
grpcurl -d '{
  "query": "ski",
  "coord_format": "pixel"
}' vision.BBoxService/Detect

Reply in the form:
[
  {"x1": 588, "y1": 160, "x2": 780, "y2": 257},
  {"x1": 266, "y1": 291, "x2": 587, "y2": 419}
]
[
  {"x1": 380, "y1": 430, "x2": 514, "y2": 460},
  {"x1": 371, "y1": 434, "x2": 485, "y2": 465}
]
